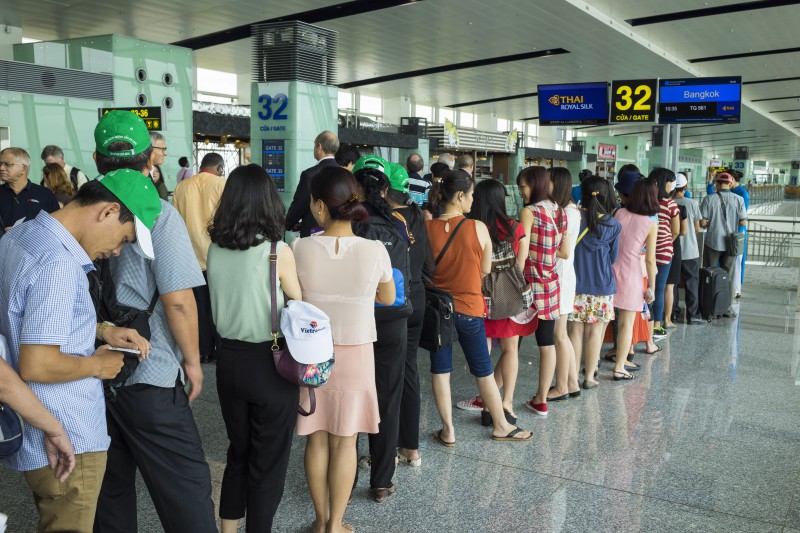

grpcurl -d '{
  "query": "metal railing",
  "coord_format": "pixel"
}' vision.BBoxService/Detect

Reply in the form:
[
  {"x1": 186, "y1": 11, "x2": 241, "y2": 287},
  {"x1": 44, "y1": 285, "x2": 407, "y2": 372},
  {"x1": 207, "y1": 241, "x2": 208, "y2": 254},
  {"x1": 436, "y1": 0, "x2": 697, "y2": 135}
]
[{"x1": 746, "y1": 219, "x2": 800, "y2": 267}]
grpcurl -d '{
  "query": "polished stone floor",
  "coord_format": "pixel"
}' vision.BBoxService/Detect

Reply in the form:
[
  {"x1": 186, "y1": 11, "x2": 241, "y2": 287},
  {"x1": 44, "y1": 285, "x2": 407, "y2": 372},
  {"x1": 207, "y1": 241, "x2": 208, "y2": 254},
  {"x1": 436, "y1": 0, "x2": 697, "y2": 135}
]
[{"x1": 2, "y1": 270, "x2": 800, "y2": 532}]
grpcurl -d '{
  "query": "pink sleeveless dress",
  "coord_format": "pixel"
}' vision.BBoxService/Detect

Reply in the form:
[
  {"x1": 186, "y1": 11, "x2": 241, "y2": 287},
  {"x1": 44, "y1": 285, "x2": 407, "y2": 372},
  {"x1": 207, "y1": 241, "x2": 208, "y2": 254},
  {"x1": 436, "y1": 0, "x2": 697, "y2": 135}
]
[{"x1": 612, "y1": 208, "x2": 656, "y2": 312}]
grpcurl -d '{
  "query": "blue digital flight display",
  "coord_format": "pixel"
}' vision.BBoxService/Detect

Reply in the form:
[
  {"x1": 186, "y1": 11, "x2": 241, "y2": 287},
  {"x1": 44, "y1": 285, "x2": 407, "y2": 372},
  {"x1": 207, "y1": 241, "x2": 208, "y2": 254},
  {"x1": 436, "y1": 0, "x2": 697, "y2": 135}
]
[
  {"x1": 262, "y1": 139, "x2": 286, "y2": 192},
  {"x1": 658, "y1": 77, "x2": 741, "y2": 124},
  {"x1": 538, "y1": 82, "x2": 609, "y2": 126}
]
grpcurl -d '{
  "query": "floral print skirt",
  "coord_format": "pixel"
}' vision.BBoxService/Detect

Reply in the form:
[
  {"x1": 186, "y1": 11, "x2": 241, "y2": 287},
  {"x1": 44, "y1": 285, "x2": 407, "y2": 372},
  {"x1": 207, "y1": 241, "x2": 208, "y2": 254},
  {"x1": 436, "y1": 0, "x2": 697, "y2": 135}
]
[{"x1": 568, "y1": 294, "x2": 615, "y2": 323}]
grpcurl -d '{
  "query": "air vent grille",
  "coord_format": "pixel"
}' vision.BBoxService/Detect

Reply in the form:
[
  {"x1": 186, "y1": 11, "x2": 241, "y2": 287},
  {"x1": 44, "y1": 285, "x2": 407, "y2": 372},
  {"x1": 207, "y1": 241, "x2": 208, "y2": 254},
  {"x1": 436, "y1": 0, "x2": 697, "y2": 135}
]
[
  {"x1": 0, "y1": 60, "x2": 113, "y2": 100},
  {"x1": 252, "y1": 21, "x2": 337, "y2": 86}
]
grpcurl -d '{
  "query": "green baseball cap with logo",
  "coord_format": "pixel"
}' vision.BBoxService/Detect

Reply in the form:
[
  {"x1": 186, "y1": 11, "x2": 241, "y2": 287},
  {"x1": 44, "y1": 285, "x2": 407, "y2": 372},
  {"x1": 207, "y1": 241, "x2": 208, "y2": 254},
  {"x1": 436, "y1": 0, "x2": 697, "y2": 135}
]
[
  {"x1": 386, "y1": 162, "x2": 410, "y2": 193},
  {"x1": 94, "y1": 110, "x2": 152, "y2": 157},
  {"x1": 352, "y1": 155, "x2": 390, "y2": 175},
  {"x1": 99, "y1": 168, "x2": 162, "y2": 260}
]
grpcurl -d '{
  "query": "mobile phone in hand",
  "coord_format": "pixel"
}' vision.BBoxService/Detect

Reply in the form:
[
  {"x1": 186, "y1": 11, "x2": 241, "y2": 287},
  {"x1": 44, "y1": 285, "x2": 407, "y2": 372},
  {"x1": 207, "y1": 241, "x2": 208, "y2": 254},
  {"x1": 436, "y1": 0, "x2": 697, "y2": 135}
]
[{"x1": 108, "y1": 346, "x2": 142, "y2": 355}]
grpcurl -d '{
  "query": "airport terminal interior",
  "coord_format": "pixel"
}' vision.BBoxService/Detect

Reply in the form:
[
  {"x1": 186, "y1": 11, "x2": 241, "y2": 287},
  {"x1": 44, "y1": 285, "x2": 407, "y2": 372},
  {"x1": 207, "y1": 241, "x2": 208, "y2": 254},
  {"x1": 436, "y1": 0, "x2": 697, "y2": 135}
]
[{"x1": 1, "y1": 0, "x2": 800, "y2": 531}]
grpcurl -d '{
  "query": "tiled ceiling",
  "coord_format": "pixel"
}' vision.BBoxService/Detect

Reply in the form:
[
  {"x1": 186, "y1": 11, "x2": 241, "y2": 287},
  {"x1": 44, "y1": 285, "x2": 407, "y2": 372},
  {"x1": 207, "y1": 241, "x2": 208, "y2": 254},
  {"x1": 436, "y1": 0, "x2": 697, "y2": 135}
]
[{"x1": 6, "y1": 0, "x2": 800, "y2": 162}]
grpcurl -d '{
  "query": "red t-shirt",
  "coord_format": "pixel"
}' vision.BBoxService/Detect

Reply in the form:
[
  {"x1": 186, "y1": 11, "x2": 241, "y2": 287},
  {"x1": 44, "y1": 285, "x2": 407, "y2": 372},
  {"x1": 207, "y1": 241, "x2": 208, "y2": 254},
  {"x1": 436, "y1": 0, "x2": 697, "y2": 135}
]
[
  {"x1": 496, "y1": 218, "x2": 526, "y2": 254},
  {"x1": 656, "y1": 199, "x2": 679, "y2": 265}
]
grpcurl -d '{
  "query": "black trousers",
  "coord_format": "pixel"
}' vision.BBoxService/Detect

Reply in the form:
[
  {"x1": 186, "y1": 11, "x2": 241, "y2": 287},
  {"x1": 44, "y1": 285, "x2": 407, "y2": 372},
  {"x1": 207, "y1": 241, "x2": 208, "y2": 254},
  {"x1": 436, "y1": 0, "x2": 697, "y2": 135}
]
[
  {"x1": 680, "y1": 258, "x2": 701, "y2": 319},
  {"x1": 94, "y1": 375, "x2": 216, "y2": 533},
  {"x1": 193, "y1": 271, "x2": 220, "y2": 359},
  {"x1": 216, "y1": 338, "x2": 299, "y2": 532},
  {"x1": 369, "y1": 317, "x2": 408, "y2": 489},
  {"x1": 398, "y1": 289, "x2": 425, "y2": 450}
]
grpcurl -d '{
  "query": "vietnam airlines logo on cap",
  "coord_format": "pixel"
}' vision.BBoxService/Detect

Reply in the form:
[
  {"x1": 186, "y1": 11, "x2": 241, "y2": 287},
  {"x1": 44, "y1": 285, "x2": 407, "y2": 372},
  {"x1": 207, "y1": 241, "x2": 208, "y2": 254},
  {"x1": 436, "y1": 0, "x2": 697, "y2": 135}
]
[{"x1": 310, "y1": 321, "x2": 318, "y2": 329}]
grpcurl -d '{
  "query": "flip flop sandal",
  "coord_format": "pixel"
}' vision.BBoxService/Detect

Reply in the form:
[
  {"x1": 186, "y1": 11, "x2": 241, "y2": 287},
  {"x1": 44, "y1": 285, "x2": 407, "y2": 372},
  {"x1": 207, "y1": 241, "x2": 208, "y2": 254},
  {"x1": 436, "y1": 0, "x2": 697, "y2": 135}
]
[
  {"x1": 491, "y1": 428, "x2": 533, "y2": 442},
  {"x1": 397, "y1": 453, "x2": 422, "y2": 467},
  {"x1": 613, "y1": 371, "x2": 635, "y2": 381},
  {"x1": 646, "y1": 345, "x2": 663, "y2": 355},
  {"x1": 432, "y1": 429, "x2": 455, "y2": 447}
]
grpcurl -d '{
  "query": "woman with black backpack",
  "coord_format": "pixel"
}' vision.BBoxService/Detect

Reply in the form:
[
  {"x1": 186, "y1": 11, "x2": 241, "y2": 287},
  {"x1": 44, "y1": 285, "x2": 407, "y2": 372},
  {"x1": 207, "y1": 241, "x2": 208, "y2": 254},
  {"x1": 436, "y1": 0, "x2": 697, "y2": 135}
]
[
  {"x1": 383, "y1": 163, "x2": 435, "y2": 470},
  {"x1": 352, "y1": 156, "x2": 414, "y2": 503}
]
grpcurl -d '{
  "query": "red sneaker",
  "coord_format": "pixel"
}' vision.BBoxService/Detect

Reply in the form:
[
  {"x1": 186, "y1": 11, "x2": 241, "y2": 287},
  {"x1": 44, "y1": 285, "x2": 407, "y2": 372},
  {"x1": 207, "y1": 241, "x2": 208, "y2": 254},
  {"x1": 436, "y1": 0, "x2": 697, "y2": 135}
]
[
  {"x1": 456, "y1": 396, "x2": 484, "y2": 411},
  {"x1": 524, "y1": 400, "x2": 548, "y2": 417}
]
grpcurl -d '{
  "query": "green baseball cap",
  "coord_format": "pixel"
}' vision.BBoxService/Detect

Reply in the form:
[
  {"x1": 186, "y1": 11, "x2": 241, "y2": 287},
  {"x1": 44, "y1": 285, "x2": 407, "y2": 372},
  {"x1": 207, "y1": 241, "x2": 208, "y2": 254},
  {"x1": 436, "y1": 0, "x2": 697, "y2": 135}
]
[
  {"x1": 99, "y1": 168, "x2": 162, "y2": 260},
  {"x1": 386, "y1": 162, "x2": 410, "y2": 193},
  {"x1": 95, "y1": 110, "x2": 152, "y2": 157},
  {"x1": 352, "y1": 155, "x2": 390, "y2": 175}
]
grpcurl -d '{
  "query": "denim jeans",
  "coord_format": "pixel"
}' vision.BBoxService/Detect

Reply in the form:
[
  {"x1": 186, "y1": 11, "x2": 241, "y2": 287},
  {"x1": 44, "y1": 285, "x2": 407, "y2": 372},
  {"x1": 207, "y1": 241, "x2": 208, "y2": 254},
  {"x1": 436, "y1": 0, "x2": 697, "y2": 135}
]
[
  {"x1": 430, "y1": 312, "x2": 493, "y2": 378},
  {"x1": 653, "y1": 259, "x2": 672, "y2": 324}
]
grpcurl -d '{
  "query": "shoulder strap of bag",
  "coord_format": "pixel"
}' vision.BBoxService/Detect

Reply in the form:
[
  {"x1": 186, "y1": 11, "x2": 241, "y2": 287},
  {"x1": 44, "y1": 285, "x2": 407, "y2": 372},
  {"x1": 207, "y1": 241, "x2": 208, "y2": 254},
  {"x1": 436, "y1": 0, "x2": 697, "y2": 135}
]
[
  {"x1": 718, "y1": 192, "x2": 729, "y2": 228},
  {"x1": 576, "y1": 213, "x2": 604, "y2": 246},
  {"x1": 146, "y1": 289, "x2": 160, "y2": 315},
  {"x1": 269, "y1": 241, "x2": 280, "y2": 341},
  {"x1": 434, "y1": 217, "x2": 468, "y2": 266}
]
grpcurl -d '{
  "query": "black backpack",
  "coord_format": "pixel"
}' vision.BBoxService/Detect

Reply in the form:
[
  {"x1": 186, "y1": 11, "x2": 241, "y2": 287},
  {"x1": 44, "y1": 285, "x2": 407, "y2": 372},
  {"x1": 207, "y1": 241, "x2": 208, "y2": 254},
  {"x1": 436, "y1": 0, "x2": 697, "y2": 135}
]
[
  {"x1": 355, "y1": 211, "x2": 413, "y2": 322},
  {"x1": 68, "y1": 167, "x2": 81, "y2": 190}
]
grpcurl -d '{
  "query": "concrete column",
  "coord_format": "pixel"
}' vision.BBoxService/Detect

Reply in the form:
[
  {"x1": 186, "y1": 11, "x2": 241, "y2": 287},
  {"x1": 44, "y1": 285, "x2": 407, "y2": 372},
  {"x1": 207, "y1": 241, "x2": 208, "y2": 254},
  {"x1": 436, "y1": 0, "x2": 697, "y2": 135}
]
[
  {"x1": 661, "y1": 124, "x2": 671, "y2": 169},
  {"x1": 382, "y1": 96, "x2": 412, "y2": 125},
  {"x1": 0, "y1": 25, "x2": 22, "y2": 61},
  {"x1": 670, "y1": 124, "x2": 681, "y2": 172}
]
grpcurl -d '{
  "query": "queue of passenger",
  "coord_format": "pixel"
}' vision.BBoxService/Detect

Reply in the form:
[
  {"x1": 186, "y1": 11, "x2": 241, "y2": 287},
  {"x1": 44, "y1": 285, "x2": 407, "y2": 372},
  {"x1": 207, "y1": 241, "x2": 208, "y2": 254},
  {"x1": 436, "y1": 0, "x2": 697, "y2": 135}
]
[{"x1": 0, "y1": 118, "x2": 747, "y2": 533}]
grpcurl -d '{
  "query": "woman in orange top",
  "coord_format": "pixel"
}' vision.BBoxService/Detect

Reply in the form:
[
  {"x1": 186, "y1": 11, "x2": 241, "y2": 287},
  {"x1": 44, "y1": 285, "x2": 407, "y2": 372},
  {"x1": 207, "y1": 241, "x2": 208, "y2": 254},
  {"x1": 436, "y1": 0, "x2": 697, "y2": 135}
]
[{"x1": 425, "y1": 170, "x2": 532, "y2": 445}]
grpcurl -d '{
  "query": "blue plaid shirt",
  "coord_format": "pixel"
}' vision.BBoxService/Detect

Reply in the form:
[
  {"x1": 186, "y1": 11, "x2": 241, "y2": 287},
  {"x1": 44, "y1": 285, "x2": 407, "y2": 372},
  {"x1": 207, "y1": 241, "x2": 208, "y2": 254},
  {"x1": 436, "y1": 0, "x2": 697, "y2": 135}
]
[{"x1": 0, "y1": 212, "x2": 109, "y2": 471}]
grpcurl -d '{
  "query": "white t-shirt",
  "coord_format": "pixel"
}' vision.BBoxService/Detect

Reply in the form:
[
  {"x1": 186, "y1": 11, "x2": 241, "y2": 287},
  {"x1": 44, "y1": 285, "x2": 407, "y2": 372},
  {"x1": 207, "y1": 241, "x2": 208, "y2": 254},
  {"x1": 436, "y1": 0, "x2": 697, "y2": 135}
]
[{"x1": 557, "y1": 204, "x2": 582, "y2": 314}]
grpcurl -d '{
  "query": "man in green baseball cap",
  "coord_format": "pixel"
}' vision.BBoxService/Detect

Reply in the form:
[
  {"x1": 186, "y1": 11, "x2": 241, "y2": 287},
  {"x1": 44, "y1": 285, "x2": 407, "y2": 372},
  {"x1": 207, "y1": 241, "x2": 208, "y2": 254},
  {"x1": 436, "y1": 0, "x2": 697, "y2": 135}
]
[
  {"x1": 98, "y1": 169, "x2": 162, "y2": 260},
  {"x1": 90, "y1": 102, "x2": 216, "y2": 533},
  {"x1": 352, "y1": 155, "x2": 390, "y2": 175},
  {"x1": 93, "y1": 111, "x2": 154, "y2": 176},
  {"x1": 386, "y1": 162, "x2": 410, "y2": 194},
  {"x1": 95, "y1": 111, "x2": 152, "y2": 157},
  {"x1": 0, "y1": 164, "x2": 160, "y2": 533}
]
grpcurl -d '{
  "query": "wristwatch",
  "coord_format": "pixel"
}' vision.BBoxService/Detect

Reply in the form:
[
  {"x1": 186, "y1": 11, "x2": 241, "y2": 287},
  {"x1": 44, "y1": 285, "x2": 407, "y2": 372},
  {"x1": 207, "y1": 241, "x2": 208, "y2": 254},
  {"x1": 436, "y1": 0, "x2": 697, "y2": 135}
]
[{"x1": 96, "y1": 321, "x2": 115, "y2": 341}]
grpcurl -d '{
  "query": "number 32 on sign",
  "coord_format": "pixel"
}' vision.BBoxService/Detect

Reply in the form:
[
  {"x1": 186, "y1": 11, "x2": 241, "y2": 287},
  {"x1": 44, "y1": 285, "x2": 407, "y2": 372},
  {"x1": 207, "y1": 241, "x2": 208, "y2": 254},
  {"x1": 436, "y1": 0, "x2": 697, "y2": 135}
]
[{"x1": 611, "y1": 80, "x2": 657, "y2": 123}]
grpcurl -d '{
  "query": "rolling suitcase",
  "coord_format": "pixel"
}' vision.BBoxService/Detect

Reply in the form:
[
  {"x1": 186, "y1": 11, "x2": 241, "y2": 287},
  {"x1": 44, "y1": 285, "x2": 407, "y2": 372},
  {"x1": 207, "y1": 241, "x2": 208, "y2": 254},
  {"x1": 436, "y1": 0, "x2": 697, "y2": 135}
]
[{"x1": 700, "y1": 267, "x2": 730, "y2": 319}]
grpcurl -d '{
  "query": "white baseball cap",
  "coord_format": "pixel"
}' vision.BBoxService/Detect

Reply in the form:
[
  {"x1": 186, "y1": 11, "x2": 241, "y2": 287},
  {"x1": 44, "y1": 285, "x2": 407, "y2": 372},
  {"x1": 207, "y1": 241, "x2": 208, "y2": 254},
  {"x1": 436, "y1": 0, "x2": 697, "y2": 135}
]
[
  {"x1": 675, "y1": 173, "x2": 688, "y2": 189},
  {"x1": 280, "y1": 301, "x2": 334, "y2": 364}
]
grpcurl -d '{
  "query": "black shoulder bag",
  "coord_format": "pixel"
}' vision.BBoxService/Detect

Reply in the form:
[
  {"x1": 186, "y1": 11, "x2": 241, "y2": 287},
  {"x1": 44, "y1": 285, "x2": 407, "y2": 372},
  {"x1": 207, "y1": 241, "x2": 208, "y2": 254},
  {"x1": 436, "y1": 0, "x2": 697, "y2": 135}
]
[
  {"x1": 419, "y1": 218, "x2": 466, "y2": 352},
  {"x1": 719, "y1": 194, "x2": 745, "y2": 256}
]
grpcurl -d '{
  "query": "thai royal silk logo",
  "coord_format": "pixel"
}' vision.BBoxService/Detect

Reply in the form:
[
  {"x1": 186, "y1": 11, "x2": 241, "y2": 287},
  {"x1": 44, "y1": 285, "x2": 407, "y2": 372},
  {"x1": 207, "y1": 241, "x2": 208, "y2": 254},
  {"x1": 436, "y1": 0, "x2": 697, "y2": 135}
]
[{"x1": 548, "y1": 95, "x2": 560, "y2": 106}]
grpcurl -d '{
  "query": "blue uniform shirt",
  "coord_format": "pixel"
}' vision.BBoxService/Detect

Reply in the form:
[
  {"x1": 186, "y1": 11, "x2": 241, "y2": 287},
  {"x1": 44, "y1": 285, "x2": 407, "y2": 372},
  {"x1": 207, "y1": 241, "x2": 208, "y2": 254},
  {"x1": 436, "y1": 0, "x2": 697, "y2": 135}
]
[{"x1": 0, "y1": 180, "x2": 59, "y2": 229}]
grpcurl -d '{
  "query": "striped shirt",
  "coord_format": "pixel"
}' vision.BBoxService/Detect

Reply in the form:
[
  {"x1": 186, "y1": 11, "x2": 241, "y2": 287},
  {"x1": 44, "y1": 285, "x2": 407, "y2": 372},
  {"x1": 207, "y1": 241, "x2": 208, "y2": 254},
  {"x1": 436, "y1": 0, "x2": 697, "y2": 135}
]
[
  {"x1": 407, "y1": 171, "x2": 431, "y2": 206},
  {"x1": 656, "y1": 199, "x2": 679, "y2": 265},
  {"x1": 109, "y1": 201, "x2": 205, "y2": 388},
  {"x1": 0, "y1": 211, "x2": 108, "y2": 471}
]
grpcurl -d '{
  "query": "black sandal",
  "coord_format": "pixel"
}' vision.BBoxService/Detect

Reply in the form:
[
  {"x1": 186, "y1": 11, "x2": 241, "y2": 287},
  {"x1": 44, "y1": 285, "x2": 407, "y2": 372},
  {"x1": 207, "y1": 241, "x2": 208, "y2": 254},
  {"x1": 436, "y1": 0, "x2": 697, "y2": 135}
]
[{"x1": 613, "y1": 371, "x2": 635, "y2": 381}]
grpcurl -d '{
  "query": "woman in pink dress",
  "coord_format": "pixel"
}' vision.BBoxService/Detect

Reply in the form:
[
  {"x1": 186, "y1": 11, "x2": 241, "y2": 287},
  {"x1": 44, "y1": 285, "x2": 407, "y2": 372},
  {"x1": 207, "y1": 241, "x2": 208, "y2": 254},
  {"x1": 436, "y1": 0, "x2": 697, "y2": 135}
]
[
  {"x1": 517, "y1": 166, "x2": 570, "y2": 417},
  {"x1": 293, "y1": 166, "x2": 396, "y2": 533},
  {"x1": 612, "y1": 178, "x2": 659, "y2": 381}
]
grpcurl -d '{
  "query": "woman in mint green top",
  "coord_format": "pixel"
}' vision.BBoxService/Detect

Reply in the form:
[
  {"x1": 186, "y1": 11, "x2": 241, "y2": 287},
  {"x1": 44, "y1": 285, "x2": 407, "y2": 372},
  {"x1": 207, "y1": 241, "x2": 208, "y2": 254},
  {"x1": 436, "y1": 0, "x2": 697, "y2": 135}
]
[{"x1": 206, "y1": 164, "x2": 302, "y2": 533}]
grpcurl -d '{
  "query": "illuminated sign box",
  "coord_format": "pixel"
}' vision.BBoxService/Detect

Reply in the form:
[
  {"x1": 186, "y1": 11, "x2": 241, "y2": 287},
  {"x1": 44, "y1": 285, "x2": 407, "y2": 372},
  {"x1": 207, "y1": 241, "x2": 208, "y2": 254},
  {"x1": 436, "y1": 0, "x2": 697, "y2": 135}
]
[
  {"x1": 537, "y1": 82, "x2": 609, "y2": 126},
  {"x1": 262, "y1": 139, "x2": 286, "y2": 192},
  {"x1": 597, "y1": 143, "x2": 617, "y2": 160},
  {"x1": 610, "y1": 79, "x2": 657, "y2": 123},
  {"x1": 99, "y1": 107, "x2": 163, "y2": 130},
  {"x1": 658, "y1": 77, "x2": 741, "y2": 124}
]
